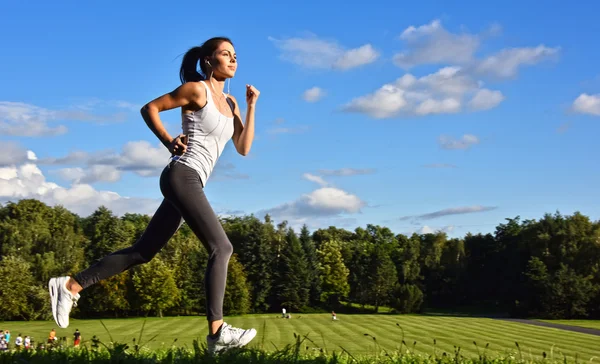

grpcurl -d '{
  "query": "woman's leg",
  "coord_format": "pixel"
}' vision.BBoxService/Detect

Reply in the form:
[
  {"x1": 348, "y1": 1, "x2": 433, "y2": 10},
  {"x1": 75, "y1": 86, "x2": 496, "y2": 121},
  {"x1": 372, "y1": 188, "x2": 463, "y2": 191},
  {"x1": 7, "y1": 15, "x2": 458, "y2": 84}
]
[
  {"x1": 71, "y1": 198, "x2": 184, "y2": 290},
  {"x1": 160, "y1": 162, "x2": 232, "y2": 329},
  {"x1": 159, "y1": 162, "x2": 256, "y2": 354},
  {"x1": 49, "y1": 183, "x2": 183, "y2": 328}
]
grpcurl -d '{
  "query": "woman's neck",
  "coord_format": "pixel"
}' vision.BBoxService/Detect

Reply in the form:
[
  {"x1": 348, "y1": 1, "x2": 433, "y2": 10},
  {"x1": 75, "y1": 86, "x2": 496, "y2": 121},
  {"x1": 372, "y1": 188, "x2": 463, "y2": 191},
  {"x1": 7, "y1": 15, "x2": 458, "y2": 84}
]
[{"x1": 208, "y1": 75, "x2": 226, "y2": 95}]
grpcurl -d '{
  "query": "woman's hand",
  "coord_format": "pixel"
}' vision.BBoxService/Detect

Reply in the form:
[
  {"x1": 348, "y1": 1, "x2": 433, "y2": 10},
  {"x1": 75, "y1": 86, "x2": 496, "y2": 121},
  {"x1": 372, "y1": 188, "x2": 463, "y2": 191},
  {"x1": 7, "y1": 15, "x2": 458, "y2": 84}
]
[
  {"x1": 246, "y1": 84, "x2": 260, "y2": 107},
  {"x1": 169, "y1": 134, "x2": 188, "y2": 156},
  {"x1": 140, "y1": 82, "x2": 204, "y2": 156}
]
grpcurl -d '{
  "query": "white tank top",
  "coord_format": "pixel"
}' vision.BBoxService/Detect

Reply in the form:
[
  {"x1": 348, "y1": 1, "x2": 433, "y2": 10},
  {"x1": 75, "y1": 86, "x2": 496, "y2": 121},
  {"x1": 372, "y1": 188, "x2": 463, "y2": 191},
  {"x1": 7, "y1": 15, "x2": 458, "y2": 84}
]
[{"x1": 171, "y1": 81, "x2": 235, "y2": 186}]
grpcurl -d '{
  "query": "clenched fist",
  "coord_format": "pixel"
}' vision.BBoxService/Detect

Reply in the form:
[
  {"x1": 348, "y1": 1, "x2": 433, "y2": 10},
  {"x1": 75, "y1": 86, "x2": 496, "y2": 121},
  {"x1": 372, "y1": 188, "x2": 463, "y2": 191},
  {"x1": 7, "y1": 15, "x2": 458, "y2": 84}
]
[{"x1": 246, "y1": 84, "x2": 260, "y2": 107}]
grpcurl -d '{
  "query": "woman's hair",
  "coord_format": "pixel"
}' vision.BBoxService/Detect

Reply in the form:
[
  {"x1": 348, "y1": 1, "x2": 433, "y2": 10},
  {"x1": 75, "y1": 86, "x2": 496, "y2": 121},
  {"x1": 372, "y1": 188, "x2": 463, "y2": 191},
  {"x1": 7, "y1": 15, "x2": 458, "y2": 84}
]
[{"x1": 179, "y1": 36, "x2": 233, "y2": 84}]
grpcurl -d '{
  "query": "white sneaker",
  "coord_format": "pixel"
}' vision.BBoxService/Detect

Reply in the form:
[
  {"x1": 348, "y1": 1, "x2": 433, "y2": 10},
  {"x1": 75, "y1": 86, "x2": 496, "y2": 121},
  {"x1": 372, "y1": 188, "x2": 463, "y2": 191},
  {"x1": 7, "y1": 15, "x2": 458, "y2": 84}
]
[
  {"x1": 48, "y1": 276, "x2": 80, "y2": 328},
  {"x1": 206, "y1": 322, "x2": 257, "y2": 355}
]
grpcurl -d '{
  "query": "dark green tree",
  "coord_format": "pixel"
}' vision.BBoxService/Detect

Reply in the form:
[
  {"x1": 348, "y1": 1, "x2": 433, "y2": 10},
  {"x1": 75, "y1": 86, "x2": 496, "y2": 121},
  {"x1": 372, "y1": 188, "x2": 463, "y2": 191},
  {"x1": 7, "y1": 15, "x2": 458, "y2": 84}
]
[
  {"x1": 299, "y1": 224, "x2": 322, "y2": 307},
  {"x1": 222, "y1": 214, "x2": 274, "y2": 312},
  {"x1": 317, "y1": 239, "x2": 350, "y2": 304},
  {"x1": 131, "y1": 256, "x2": 180, "y2": 317},
  {"x1": 274, "y1": 228, "x2": 310, "y2": 311},
  {"x1": 367, "y1": 243, "x2": 398, "y2": 312}
]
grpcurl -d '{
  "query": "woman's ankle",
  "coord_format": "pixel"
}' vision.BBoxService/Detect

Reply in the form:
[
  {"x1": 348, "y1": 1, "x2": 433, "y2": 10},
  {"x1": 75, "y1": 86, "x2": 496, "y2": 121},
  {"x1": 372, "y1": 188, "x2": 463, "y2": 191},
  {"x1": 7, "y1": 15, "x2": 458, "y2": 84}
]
[
  {"x1": 67, "y1": 277, "x2": 82, "y2": 295},
  {"x1": 209, "y1": 320, "x2": 224, "y2": 336}
]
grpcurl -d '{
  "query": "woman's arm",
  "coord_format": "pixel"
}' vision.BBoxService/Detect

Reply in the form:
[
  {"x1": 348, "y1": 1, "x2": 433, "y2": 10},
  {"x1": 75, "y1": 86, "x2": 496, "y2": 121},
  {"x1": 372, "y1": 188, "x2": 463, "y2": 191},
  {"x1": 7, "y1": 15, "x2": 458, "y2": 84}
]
[
  {"x1": 140, "y1": 81, "x2": 205, "y2": 154},
  {"x1": 230, "y1": 85, "x2": 260, "y2": 156}
]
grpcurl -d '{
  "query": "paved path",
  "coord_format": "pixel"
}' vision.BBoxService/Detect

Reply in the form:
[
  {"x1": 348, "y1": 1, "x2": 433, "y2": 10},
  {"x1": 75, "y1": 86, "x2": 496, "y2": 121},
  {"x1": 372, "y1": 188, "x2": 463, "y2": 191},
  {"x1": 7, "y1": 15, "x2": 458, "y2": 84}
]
[{"x1": 498, "y1": 318, "x2": 600, "y2": 336}]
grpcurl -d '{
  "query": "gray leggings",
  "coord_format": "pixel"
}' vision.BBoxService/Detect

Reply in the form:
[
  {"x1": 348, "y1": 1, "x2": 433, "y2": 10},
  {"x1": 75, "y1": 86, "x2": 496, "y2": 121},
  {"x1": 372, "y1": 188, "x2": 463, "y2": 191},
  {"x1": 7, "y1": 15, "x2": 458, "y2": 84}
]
[{"x1": 73, "y1": 161, "x2": 233, "y2": 321}]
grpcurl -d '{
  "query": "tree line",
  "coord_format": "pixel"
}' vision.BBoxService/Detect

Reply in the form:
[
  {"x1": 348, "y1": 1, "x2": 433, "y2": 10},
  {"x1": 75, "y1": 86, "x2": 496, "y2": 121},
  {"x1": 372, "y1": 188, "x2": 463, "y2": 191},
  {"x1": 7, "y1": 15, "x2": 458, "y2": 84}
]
[{"x1": 1, "y1": 198, "x2": 599, "y2": 321}]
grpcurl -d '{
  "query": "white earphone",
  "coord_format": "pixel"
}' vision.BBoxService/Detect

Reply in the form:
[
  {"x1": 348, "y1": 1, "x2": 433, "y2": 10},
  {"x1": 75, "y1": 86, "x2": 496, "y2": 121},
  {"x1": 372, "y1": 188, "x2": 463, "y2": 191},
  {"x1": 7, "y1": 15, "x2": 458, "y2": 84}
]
[{"x1": 205, "y1": 58, "x2": 231, "y2": 95}]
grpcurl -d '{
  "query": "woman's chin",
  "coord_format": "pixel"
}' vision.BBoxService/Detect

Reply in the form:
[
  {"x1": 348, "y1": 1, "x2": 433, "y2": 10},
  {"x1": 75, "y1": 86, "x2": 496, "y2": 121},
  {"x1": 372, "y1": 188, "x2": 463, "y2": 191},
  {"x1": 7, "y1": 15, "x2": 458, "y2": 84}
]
[{"x1": 213, "y1": 70, "x2": 235, "y2": 80}]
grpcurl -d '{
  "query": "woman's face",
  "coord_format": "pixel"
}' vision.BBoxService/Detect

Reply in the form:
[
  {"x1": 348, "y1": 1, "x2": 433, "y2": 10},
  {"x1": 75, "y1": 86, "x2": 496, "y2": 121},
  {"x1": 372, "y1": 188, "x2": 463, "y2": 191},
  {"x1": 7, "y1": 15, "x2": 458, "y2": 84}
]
[{"x1": 210, "y1": 41, "x2": 237, "y2": 78}]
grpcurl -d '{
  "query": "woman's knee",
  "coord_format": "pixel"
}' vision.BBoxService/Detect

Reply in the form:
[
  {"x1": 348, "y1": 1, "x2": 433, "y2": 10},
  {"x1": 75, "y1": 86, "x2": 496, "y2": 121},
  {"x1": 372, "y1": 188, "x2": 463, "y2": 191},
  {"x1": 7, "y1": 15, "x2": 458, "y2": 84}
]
[
  {"x1": 211, "y1": 239, "x2": 233, "y2": 259},
  {"x1": 131, "y1": 250, "x2": 155, "y2": 265},
  {"x1": 122, "y1": 244, "x2": 156, "y2": 265}
]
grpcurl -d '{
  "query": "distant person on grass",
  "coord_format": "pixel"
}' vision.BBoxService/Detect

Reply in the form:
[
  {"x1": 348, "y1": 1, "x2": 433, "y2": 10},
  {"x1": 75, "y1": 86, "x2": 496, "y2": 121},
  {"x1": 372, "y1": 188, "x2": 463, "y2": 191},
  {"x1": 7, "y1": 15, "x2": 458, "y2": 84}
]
[
  {"x1": 73, "y1": 329, "x2": 81, "y2": 347},
  {"x1": 0, "y1": 335, "x2": 7, "y2": 352},
  {"x1": 48, "y1": 328, "x2": 56, "y2": 344},
  {"x1": 15, "y1": 334, "x2": 22, "y2": 350},
  {"x1": 48, "y1": 36, "x2": 259, "y2": 355}
]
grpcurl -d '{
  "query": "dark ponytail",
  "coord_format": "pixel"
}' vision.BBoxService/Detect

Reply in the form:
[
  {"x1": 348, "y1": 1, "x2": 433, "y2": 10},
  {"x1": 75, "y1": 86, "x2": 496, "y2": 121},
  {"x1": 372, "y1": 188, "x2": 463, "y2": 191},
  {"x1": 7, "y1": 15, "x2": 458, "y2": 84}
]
[
  {"x1": 179, "y1": 46, "x2": 205, "y2": 84},
  {"x1": 179, "y1": 37, "x2": 234, "y2": 84}
]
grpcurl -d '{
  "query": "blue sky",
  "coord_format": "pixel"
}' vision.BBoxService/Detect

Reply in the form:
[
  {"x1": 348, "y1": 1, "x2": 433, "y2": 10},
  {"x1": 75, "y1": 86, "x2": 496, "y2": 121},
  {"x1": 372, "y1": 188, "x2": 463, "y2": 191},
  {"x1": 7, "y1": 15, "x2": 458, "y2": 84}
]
[{"x1": 1, "y1": 0, "x2": 598, "y2": 237}]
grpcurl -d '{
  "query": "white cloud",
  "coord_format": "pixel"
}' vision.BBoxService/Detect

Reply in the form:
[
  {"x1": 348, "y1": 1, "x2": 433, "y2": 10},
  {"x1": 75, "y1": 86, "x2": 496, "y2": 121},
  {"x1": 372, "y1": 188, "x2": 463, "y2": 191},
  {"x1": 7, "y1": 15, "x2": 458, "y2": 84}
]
[
  {"x1": 303, "y1": 87, "x2": 325, "y2": 102},
  {"x1": 438, "y1": 134, "x2": 480, "y2": 150},
  {"x1": 468, "y1": 89, "x2": 505, "y2": 111},
  {"x1": 37, "y1": 151, "x2": 90, "y2": 165},
  {"x1": 0, "y1": 142, "x2": 30, "y2": 167},
  {"x1": 26, "y1": 151, "x2": 37, "y2": 161},
  {"x1": 0, "y1": 102, "x2": 68, "y2": 136},
  {"x1": 259, "y1": 173, "x2": 366, "y2": 228},
  {"x1": 0, "y1": 101, "x2": 131, "y2": 137},
  {"x1": 264, "y1": 187, "x2": 365, "y2": 220},
  {"x1": 393, "y1": 19, "x2": 560, "y2": 79},
  {"x1": 0, "y1": 163, "x2": 160, "y2": 217},
  {"x1": 57, "y1": 165, "x2": 122, "y2": 184},
  {"x1": 0, "y1": 167, "x2": 18, "y2": 180},
  {"x1": 305, "y1": 188, "x2": 364, "y2": 213},
  {"x1": 415, "y1": 98, "x2": 462, "y2": 115},
  {"x1": 395, "y1": 19, "x2": 480, "y2": 69},
  {"x1": 302, "y1": 173, "x2": 328, "y2": 187},
  {"x1": 342, "y1": 67, "x2": 502, "y2": 118},
  {"x1": 36, "y1": 141, "x2": 247, "y2": 184},
  {"x1": 38, "y1": 141, "x2": 171, "y2": 179},
  {"x1": 268, "y1": 34, "x2": 379, "y2": 70},
  {"x1": 91, "y1": 141, "x2": 171, "y2": 176},
  {"x1": 301, "y1": 168, "x2": 375, "y2": 191},
  {"x1": 345, "y1": 20, "x2": 556, "y2": 119},
  {"x1": 56, "y1": 168, "x2": 87, "y2": 183},
  {"x1": 474, "y1": 45, "x2": 560, "y2": 79},
  {"x1": 333, "y1": 44, "x2": 379, "y2": 70},
  {"x1": 343, "y1": 83, "x2": 409, "y2": 118},
  {"x1": 572, "y1": 93, "x2": 600, "y2": 116}
]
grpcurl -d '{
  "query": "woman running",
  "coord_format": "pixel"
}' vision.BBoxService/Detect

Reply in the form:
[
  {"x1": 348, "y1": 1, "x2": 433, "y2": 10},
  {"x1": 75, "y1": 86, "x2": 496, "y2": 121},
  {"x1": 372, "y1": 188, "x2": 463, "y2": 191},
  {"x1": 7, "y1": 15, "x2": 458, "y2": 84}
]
[{"x1": 48, "y1": 36, "x2": 259, "y2": 355}]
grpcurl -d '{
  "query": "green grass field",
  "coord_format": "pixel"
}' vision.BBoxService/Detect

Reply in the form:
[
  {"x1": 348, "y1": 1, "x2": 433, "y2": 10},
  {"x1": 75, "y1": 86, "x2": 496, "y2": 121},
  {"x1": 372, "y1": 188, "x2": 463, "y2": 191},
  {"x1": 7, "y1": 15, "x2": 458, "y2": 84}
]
[{"x1": 1, "y1": 314, "x2": 599, "y2": 361}]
